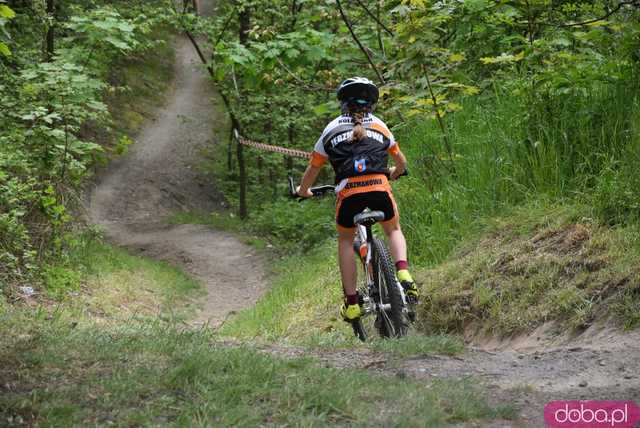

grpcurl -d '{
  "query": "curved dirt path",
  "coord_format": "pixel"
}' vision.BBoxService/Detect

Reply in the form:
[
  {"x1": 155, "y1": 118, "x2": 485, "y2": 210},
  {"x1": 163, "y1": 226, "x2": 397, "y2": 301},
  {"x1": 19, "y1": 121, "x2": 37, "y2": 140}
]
[{"x1": 88, "y1": 10, "x2": 266, "y2": 328}]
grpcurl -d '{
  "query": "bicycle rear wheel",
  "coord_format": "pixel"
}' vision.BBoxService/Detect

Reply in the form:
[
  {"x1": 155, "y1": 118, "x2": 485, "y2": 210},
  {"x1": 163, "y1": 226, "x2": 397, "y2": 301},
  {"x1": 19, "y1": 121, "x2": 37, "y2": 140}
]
[{"x1": 372, "y1": 237, "x2": 408, "y2": 338}]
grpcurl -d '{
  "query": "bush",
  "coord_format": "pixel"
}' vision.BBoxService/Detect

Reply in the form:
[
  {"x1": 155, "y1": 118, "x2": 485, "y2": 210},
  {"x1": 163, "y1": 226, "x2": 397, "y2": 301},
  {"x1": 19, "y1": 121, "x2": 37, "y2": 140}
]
[{"x1": 0, "y1": 1, "x2": 170, "y2": 289}]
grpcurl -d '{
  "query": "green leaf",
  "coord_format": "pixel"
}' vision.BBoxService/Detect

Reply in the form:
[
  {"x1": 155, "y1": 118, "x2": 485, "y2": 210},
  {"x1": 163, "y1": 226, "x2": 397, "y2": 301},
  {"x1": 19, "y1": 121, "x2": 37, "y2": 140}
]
[
  {"x1": 0, "y1": 5, "x2": 16, "y2": 19},
  {"x1": 312, "y1": 103, "x2": 329, "y2": 116},
  {"x1": 480, "y1": 52, "x2": 525, "y2": 65},
  {"x1": 285, "y1": 48, "x2": 300, "y2": 59},
  {"x1": 104, "y1": 37, "x2": 131, "y2": 50},
  {"x1": 0, "y1": 41, "x2": 10, "y2": 57}
]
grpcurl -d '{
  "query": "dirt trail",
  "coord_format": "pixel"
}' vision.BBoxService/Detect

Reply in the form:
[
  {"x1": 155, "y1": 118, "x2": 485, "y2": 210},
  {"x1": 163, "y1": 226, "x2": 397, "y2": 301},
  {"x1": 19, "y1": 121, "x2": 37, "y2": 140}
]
[
  {"x1": 251, "y1": 324, "x2": 640, "y2": 427},
  {"x1": 87, "y1": 18, "x2": 266, "y2": 328}
]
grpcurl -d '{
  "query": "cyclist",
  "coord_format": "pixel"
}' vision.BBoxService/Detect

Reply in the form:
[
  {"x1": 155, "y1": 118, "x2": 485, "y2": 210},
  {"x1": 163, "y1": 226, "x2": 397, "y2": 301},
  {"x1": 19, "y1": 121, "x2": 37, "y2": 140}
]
[{"x1": 296, "y1": 76, "x2": 419, "y2": 322}]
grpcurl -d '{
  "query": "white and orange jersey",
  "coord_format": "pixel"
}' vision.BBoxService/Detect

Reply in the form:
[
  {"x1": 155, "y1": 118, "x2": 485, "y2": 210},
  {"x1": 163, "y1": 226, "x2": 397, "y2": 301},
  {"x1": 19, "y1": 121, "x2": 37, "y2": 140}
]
[{"x1": 310, "y1": 113, "x2": 400, "y2": 183}]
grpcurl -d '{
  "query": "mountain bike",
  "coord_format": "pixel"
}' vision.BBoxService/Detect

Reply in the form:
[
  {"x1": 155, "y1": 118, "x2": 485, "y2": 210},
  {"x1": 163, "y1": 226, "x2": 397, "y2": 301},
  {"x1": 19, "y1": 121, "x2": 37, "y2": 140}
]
[{"x1": 288, "y1": 175, "x2": 412, "y2": 341}]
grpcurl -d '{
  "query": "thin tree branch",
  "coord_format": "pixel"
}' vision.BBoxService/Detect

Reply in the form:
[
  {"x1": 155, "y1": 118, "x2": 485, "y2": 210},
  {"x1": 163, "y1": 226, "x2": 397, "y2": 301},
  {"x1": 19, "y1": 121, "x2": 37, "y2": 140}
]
[
  {"x1": 58, "y1": 93, "x2": 70, "y2": 182},
  {"x1": 183, "y1": 29, "x2": 243, "y2": 135},
  {"x1": 173, "y1": 1, "x2": 244, "y2": 133},
  {"x1": 422, "y1": 64, "x2": 455, "y2": 173},
  {"x1": 275, "y1": 58, "x2": 333, "y2": 92},
  {"x1": 185, "y1": 30, "x2": 212, "y2": 74},
  {"x1": 528, "y1": 0, "x2": 639, "y2": 27},
  {"x1": 376, "y1": 0, "x2": 386, "y2": 57},
  {"x1": 336, "y1": 0, "x2": 385, "y2": 84},
  {"x1": 353, "y1": 0, "x2": 394, "y2": 36},
  {"x1": 213, "y1": 11, "x2": 235, "y2": 48}
]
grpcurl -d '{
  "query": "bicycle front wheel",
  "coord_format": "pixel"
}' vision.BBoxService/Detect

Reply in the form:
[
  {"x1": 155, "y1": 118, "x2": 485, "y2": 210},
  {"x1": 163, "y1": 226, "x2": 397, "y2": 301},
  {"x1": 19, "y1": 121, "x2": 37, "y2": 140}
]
[{"x1": 372, "y1": 237, "x2": 408, "y2": 338}]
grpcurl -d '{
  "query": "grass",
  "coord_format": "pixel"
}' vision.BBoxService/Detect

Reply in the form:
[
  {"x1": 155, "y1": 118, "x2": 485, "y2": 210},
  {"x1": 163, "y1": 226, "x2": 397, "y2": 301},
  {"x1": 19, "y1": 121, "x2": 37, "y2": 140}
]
[
  {"x1": 416, "y1": 201, "x2": 640, "y2": 336},
  {"x1": 0, "y1": 316, "x2": 513, "y2": 427},
  {"x1": 219, "y1": 241, "x2": 468, "y2": 360},
  {"x1": 0, "y1": 233, "x2": 509, "y2": 427},
  {"x1": 219, "y1": 242, "x2": 343, "y2": 341},
  {"x1": 77, "y1": 238, "x2": 203, "y2": 319},
  {"x1": 367, "y1": 334, "x2": 465, "y2": 358},
  {"x1": 35, "y1": 234, "x2": 203, "y2": 324}
]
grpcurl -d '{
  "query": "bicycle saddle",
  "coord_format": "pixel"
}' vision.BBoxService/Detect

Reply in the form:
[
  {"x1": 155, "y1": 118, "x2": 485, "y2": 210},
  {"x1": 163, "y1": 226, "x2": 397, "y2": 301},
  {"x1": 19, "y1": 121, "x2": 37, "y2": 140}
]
[{"x1": 353, "y1": 210, "x2": 386, "y2": 226}]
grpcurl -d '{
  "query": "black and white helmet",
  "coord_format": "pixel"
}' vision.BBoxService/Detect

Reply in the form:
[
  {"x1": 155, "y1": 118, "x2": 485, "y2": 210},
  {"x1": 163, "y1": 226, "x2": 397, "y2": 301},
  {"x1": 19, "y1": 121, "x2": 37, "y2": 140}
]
[{"x1": 336, "y1": 77, "x2": 379, "y2": 105}]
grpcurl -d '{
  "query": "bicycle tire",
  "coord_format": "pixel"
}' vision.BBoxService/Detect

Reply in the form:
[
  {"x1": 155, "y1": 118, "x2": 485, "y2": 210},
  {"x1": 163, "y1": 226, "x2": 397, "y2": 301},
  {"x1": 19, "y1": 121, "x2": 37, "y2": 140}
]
[{"x1": 372, "y1": 237, "x2": 408, "y2": 338}]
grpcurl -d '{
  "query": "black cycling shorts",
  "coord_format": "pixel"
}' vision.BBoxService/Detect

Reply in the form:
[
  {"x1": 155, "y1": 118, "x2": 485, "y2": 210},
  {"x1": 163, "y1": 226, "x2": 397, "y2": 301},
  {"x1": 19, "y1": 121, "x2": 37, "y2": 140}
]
[{"x1": 336, "y1": 191, "x2": 397, "y2": 229}]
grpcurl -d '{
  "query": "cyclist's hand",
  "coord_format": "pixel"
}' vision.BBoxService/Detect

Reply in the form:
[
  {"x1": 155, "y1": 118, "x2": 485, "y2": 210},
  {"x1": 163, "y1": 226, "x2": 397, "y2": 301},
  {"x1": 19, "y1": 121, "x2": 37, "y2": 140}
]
[
  {"x1": 389, "y1": 166, "x2": 404, "y2": 181},
  {"x1": 296, "y1": 185, "x2": 313, "y2": 198}
]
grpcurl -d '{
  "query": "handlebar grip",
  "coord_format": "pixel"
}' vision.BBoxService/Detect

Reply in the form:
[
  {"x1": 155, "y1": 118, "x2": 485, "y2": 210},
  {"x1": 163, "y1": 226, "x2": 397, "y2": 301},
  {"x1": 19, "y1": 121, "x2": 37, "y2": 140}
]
[{"x1": 310, "y1": 185, "x2": 336, "y2": 196}]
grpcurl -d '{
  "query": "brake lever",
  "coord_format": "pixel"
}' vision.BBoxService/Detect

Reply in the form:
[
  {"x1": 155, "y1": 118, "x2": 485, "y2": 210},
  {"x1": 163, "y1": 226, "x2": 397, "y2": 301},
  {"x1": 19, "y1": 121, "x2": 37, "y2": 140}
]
[
  {"x1": 287, "y1": 176, "x2": 298, "y2": 199},
  {"x1": 386, "y1": 168, "x2": 409, "y2": 180}
]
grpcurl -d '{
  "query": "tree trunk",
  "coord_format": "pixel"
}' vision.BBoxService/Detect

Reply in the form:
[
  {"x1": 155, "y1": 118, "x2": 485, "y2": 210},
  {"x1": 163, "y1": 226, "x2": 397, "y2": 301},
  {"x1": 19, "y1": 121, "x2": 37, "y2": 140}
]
[
  {"x1": 227, "y1": 127, "x2": 234, "y2": 171},
  {"x1": 239, "y1": 6, "x2": 250, "y2": 45},
  {"x1": 287, "y1": 114, "x2": 295, "y2": 174},
  {"x1": 237, "y1": 138, "x2": 247, "y2": 219},
  {"x1": 236, "y1": 5, "x2": 251, "y2": 219},
  {"x1": 45, "y1": 0, "x2": 54, "y2": 61}
]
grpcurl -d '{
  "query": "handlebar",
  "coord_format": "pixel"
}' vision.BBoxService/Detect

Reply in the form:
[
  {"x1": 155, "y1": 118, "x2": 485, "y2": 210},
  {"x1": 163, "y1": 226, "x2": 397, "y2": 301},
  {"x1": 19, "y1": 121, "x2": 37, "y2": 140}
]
[
  {"x1": 288, "y1": 169, "x2": 409, "y2": 201},
  {"x1": 288, "y1": 177, "x2": 335, "y2": 200}
]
